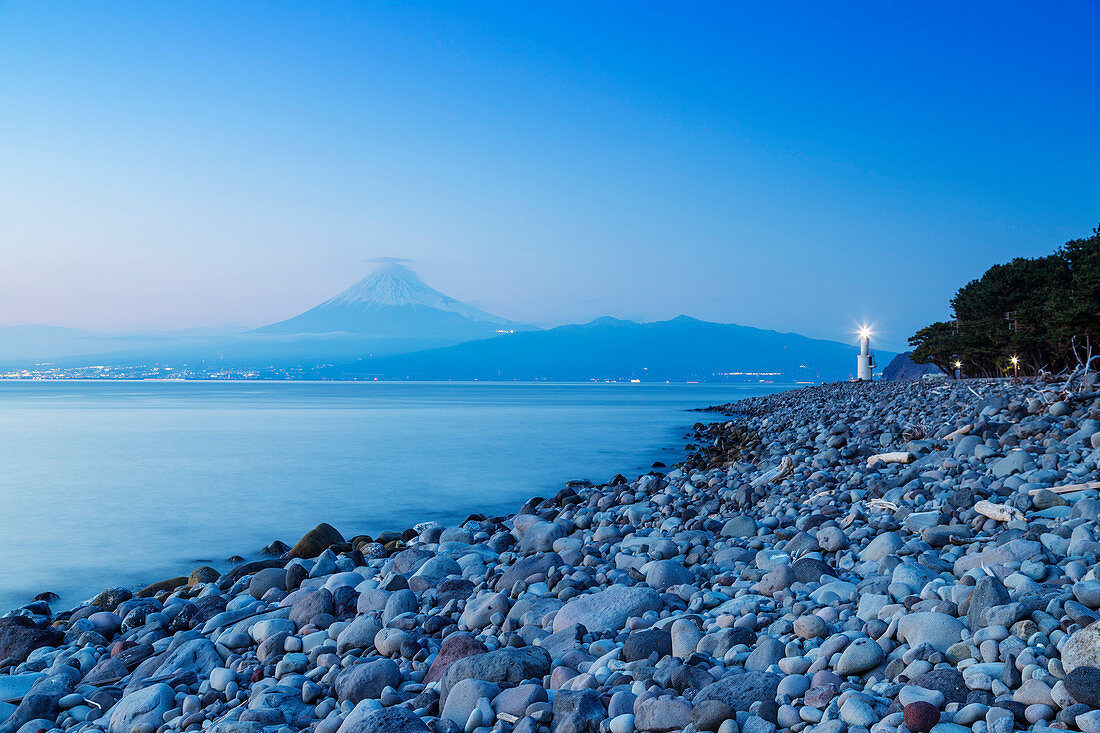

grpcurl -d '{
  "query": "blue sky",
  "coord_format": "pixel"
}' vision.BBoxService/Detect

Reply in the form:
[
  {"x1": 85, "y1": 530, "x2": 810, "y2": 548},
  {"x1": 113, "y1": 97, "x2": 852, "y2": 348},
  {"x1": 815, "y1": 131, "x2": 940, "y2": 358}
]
[{"x1": 1, "y1": 2, "x2": 1097, "y2": 351}]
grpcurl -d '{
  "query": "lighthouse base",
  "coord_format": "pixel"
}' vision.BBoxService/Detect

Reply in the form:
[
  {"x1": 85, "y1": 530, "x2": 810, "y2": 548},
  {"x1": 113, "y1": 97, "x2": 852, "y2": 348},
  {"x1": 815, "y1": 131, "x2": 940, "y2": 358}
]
[{"x1": 857, "y1": 355, "x2": 873, "y2": 381}]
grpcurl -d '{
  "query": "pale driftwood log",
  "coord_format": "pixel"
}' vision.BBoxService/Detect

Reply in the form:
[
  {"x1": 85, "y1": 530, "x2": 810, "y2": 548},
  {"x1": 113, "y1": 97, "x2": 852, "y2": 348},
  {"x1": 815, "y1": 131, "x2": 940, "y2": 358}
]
[
  {"x1": 1027, "y1": 481, "x2": 1100, "y2": 495},
  {"x1": 771, "y1": 455, "x2": 794, "y2": 484},
  {"x1": 752, "y1": 455, "x2": 794, "y2": 487},
  {"x1": 866, "y1": 451, "x2": 915, "y2": 468},
  {"x1": 866, "y1": 498, "x2": 899, "y2": 512},
  {"x1": 974, "y1": 500, "x2": 1024, "y2": 522},
  {"x1": 944, "y1": 424, "x2": 974, "y2": 441}
]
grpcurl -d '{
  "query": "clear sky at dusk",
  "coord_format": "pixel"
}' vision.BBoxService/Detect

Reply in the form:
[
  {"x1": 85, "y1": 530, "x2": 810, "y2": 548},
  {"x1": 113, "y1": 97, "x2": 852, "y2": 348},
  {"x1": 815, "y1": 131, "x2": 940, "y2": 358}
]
[{"x1": 1, "y1": 2, "x2": 1097, "y2": 351}]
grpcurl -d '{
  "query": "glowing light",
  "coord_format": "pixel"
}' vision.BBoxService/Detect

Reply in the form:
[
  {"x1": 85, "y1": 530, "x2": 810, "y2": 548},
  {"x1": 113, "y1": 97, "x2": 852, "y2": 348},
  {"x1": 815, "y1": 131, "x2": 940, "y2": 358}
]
[
  {"x1": 858, "y1": 327, "x2": 872, "y2": 340},
  {"x1": 954, "y1": 361, "x2": 962, "y2": 369},
  {"x1": 1010, "y1": 356, "x2": 1019, "y2": 365}
]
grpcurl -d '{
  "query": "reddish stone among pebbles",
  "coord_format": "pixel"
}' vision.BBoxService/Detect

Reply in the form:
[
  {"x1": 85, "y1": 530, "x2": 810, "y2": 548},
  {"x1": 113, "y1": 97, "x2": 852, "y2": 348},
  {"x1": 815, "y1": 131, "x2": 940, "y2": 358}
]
[{"x1": 904, "y1": 701, "x2": 941, "y2": 733}]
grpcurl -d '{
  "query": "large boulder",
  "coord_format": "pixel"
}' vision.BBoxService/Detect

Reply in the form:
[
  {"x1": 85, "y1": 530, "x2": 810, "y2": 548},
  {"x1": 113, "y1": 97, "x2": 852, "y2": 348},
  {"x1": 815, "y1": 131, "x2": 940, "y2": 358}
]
[
  {"x1": 898, "y1": 612, "x2": 965, "y2": 653},
  {"x1": 336, "y1": 615, "x2": 383, "y2": 654},
  {"x1": 289, "y1": 589, "x2": 334, "y2": 628},
  {"x1": 953, "y1": 539, "x2": 1042, "y2": 576},
  {"x1": 835, "y1": 637, "x2": 885, "y2": 676},
  {"x1": 390, "y1": 548, "x2": 435, "y2": 575},
  {"x1": 440, "y1": 679, "x2": 501, "y2": 725},
  {"x1": 424, "y1": 633, "x2": 488, "y2": 684},
  {"x1": 249, "y1": 567, "x2": 287, "y2": 599},
  {"x1": 1065, "y1": 667, "x2": 1100, "y2": 708},
  {"x1": 623, "y1": 628, "x2": 672, "y2": 662},
  {"x1": 1063, "y1": 622, "x2": 1100, "y2": 674},
  {"x1": 336, "y1": 659, "x2": 401, "y2": 704},
  {"x1": 409, "y1": 556, "x2": 462, "y2": 591},
  {"x1": 967, "y1": 576, "x2": 1011, "y2": 630},
  {"x1": 460, "y1": 592, "x2": 510, "y2": 630},
  {"x1": 289, "y1": 523, "x2": 344, "y2": 559},
  {"x1": 907, "y1": 670, "x2": 968, "y2": 705},
  {"x1": 635, "y1": 695, "x2": 693, "y2": 732},
  {"x1": 155, "y1": 638, "x2": 222, "y2": 678},
  {"x1": 645, "y1": 561, "x2": 693, "y2": 590},
  {"x1": 552, "y1": 585, "x2": 661, "y2": 634},
  {"x1": 721, "y1": 516, "x2": 757, "y2": 538},
  {"x1": 337, "y1": 704, "x2": 430, "y2": 733},
  {"x1": 992, "y1": 450, "x2": 1036, "y2": 478},
  {"x1": 0, "y1": 618, "x2": 62, "y2": 664},
  {"x1": 519, "y1": 521, "x2": 567, "y2": 553},
  {"x1": 440, "y1": 646, "x2": 551, "y2": 704},
  {"x1": 860, "y1": 532, "x2": 904, "y2": 563},
  {"x1": 383, "y1": 590, "x2": 418, "y2": 625},
  {"x1": 494, "y1": 553, "x2": 562, "y2": 592},
  {"x1": 0, "y1": 674, "x2": 73, "y2": 733},
  {"x1": 247, "y1": 685, "x2": 313, "y2": 727},
  {"x1": 695, "y1": 672, "x2": 781, "y2": 712},
  {"x1": 552, "y1": 688, "x2": 604, "y2": 733},
  {"x1": 108, "y1": 683, "x2": 175, "y2": 733},
  {"x1": 82, "y1": 656, "x2": 128, "y2": 685}
]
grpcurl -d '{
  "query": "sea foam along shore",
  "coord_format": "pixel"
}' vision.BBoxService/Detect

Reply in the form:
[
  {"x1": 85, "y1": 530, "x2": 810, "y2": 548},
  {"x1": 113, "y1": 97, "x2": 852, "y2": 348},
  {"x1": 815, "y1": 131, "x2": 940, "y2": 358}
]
[{"x1": 2, "y1": 378, "x2": 1100, "y2": 733}]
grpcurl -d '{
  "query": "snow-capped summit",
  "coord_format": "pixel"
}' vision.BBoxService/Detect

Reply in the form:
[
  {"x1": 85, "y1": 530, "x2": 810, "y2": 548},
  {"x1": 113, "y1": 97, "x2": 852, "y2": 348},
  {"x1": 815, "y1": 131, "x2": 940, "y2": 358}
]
[
  {"x1": 256, "y1": 262, "x2": 520, "y2": 339},
  {"x1": 322, "y1": 263, "x2": 509, "y2": 324}
]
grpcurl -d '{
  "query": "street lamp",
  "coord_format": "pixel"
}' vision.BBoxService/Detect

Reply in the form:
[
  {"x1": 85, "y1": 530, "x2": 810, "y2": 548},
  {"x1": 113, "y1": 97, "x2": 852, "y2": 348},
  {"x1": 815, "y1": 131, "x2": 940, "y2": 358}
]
[
  {"x1": 954, "y1": 360, "x2": 962, "y2": 380},
  {"x1": 1010, "y1": 355, "x2": 1019, "y2": 378}
]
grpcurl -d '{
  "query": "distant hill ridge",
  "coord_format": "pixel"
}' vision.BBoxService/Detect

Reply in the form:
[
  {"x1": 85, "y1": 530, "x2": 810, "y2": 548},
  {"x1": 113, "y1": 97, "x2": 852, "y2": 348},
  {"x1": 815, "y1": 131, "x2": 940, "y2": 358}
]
[{"x1": 315, "y1": 314, "x2": 891, "y2": 382}]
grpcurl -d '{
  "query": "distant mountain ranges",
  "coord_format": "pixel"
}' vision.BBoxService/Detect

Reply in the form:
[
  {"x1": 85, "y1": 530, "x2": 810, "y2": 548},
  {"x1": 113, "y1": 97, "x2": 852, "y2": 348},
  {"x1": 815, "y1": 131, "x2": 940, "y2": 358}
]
[
  {"x1": 317, "y1": 315, "x2": 869, "y2": 383},
  {"x1": 0, "y1": 263, "x2": 893, "y2": 382}
]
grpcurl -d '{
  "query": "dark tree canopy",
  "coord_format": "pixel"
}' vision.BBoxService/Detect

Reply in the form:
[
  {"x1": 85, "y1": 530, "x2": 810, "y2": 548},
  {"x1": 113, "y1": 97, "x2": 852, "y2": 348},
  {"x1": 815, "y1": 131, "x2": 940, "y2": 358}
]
[{"x1": 909, "y1": 225, "x2": 1100, "y2": 377}]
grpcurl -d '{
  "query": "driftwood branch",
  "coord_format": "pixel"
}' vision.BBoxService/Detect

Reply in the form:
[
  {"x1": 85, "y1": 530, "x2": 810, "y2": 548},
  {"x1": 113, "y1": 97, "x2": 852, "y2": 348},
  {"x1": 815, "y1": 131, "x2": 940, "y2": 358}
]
[
  {"x1": 1028, "y1": 481, "x2": 1100, "y2": 496},
  {"x1": 944, "y1": 424, "x2": 973, "y2": 441},
  {"x1": 1061, "y1": 348, "x2": 1099, "y2": 395},
  {"x1": 751, "y1": 456, "x2": 794, "y2": 487},
  {"x1": 867, "y1": 451, "x2": 915, "y2": 468},
  {"x1": 974, "y1": 500, "x2": 1024, "y2": 522}
]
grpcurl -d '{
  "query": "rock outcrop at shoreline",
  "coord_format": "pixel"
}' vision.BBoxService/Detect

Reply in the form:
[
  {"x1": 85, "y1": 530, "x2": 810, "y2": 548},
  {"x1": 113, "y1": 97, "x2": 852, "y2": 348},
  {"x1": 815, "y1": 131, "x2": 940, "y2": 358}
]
[{"x1": 2, "y1": 378, "x2": 1100, "y2": 733}]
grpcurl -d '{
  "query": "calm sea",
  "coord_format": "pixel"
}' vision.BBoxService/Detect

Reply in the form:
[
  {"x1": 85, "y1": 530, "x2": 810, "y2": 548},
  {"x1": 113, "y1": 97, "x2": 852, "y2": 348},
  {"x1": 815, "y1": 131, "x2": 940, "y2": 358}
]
[{"x1": 0, "y1": 380, "x2": 792, "y2": 611}]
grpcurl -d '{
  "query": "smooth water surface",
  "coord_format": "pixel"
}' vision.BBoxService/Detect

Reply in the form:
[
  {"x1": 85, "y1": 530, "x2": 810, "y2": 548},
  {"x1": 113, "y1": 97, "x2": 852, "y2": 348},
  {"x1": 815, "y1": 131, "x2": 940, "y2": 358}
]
[{"x1": 0, "y1": 380, "x2": 791, "y2": 610}]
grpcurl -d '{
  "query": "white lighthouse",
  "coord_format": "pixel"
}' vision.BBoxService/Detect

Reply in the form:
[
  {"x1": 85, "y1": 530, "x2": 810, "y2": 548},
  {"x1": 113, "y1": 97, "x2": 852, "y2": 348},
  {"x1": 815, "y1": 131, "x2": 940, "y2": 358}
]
[{"x1": 857, "y1": 327, "x2": 874, "y2": 381}]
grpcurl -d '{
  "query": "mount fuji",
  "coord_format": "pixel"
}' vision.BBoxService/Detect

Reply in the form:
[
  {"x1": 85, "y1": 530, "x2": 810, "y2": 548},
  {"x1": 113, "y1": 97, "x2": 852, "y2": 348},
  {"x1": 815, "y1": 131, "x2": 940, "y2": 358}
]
[
  {"x1": 255, "y1": 262, "x2": 527, "y2": 342},
  {"x1": 0, "y1": 264, "x2": 529, "y2": 369}
]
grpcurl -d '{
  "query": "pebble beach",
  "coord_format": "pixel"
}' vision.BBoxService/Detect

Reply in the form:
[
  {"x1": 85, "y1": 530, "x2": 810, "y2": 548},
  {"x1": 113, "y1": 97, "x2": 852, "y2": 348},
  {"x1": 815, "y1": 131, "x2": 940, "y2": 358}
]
[{"x1": 2, "y1": 377, "x2": 1100, "y2": 733}]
